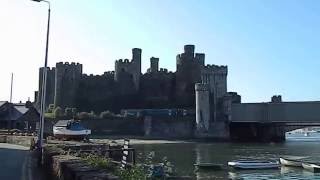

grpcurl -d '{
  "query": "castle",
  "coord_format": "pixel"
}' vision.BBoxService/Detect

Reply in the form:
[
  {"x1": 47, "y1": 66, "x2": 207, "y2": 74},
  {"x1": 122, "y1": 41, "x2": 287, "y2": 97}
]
[{"x1": 35, "y1": 45, "x2": 233, "y2": 114}]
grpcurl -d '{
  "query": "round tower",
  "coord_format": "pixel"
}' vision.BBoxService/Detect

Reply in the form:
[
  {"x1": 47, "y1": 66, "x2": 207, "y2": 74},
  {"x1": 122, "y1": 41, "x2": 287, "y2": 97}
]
[{"x1": 195, "y1": 83, "x2": 210, "y2": 134}]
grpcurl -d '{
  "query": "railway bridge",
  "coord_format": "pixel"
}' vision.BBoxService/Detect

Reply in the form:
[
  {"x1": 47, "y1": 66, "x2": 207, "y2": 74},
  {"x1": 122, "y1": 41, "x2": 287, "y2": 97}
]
[{"x1": 230, "y1": 101, "x2": 320, "y2": 142}]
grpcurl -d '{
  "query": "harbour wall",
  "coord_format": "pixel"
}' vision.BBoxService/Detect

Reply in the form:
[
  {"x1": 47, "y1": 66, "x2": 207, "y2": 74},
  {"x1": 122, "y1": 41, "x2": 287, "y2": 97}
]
[
  {"x1": 44, "y1": 116, "x2": 195, "y2": 139},
  {"x1": 0, "y1": 135, "x2": 34, "y2": 147},
  {"x1": 42, "y1": 145, "x2": 119, "y2": 180}
]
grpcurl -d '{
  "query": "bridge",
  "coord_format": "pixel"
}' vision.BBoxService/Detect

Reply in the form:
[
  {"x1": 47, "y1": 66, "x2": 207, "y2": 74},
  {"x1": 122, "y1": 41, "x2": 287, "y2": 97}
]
[{"x1": 229, "y1": 101, "x2": 320, "y2": 142}]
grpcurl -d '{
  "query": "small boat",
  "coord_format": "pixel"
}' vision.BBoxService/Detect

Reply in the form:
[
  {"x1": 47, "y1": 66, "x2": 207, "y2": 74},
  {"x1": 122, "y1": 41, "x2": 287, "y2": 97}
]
[
  {"x1": 194, "y1": 163, "x2": 223, "y2": 171},
  {"x1": 280, "y1": 157, "x2": 303, "y2": 167},
  {"x1": 228, "y1": 160, "x2": 280, "y2": 170},
  {"x1": 53, "y1": 120, "x2": 91, "y2": 140},
  {"x1": 302, "y1": 162, "x2": 320, "y2": 173}
]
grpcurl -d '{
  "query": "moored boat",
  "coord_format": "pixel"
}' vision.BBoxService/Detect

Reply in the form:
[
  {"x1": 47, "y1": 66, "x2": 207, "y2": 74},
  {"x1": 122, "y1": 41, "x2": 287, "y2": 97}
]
[
  {"x1": 302, "y1": 162, "x2": 320, "y2": 173},
  {"x1": 279, "y1": 157, "x2": 303, "y2": 167},
  {"x1": 228, "y1": 160, "x2": 280, "y2": 170},
  {"x1": 53, "y1": 120, "x2": 91, "y2": 140}
]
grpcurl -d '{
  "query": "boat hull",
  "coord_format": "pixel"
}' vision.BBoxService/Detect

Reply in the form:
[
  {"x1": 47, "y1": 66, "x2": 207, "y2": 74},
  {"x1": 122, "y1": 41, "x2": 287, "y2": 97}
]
[
  {"x1": 228, "y1": 161, "x2": 280, "y2": 170},
  {"x1": 280, "y1": 157, "x2": 302, "y2": 167},
  {"x1": 53, "y1": 126, "x2": 91, "y2": 140},
  {"x1": 302, "y1": 163, "x2": 320, "y2": 173}
]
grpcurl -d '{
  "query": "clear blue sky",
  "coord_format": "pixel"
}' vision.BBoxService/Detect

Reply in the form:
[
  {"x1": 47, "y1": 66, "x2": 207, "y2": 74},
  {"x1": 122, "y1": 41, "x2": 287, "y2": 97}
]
[{"x1": 1, "y1": 0, "x2": 320, "y2": 103}]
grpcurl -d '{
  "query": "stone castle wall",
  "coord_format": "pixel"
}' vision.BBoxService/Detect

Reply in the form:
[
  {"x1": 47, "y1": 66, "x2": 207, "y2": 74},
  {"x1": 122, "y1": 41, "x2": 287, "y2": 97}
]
[{"x1": 36, "y1": 45, "x2": 228, "y2": 114}]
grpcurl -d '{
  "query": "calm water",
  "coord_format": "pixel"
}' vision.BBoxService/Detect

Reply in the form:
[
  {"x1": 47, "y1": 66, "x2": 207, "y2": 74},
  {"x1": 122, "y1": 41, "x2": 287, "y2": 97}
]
[{"x1": 134, "y1": 133, "x2": 320, "y2": 179}]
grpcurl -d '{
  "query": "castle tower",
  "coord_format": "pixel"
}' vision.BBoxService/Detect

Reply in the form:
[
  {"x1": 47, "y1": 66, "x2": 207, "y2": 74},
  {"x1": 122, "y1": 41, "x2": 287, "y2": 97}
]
[
  {"x1": 195, "y1": 53, "x2": 205, "y2": 66},
  {"x1": 175, "y1": 45, "x2": 203, "y2": 107},
  {"x1": 184, "y1": 44, "x2": 195, "y2": 58},
  {"x1": 54, "y1": 62, "x2": 82, "y2": 109},
  {"x1": 114, "y1": 48, "x2": 142, "y2": 92},
  {"x1": 150, "y1": 57, "x2": 159, "y2": 73},
  {"x1": 36, "y1": 67, "x2": 55, "y2": 109},
  {"x1": 132, "y1": 48, "x2": 142, "y2": 90},
  {"x1": 195, "y1": 83, "x2": 210, "y2": 134}
]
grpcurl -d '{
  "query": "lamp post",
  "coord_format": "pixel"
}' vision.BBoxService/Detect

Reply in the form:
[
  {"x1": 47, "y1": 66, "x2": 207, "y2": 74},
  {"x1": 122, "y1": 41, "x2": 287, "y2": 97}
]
[{"x1": 31, "y1": 0, "x2": 51, "y2": 165}]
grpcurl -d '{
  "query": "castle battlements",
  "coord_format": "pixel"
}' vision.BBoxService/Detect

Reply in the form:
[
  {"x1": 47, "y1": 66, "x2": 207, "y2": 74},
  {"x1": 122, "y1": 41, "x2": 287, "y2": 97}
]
[
  {"x1": 115, "y1": 59, "x2": 132, "y2": 64},
  {"x1": 37, "y1": 45, "x2": 230, "y2": 113},
  {"x1": 159, "y1": 68, "x2": 168, "y2": 73},
  {"x1": 103, "y1": 71, "x2": 115, "y2": 76},
  {"x1": 39, "y1": 67, "x2": 55, "y2": 71},
  {"x1": 202, "y1": 64, "x2": 228, "y2": 75},
  {"x1": 176, "y1": 45, "x2": 205, "y2": 68},
  {"x1": 56, "y1": 62, "x2": 81, "y2": 66}
]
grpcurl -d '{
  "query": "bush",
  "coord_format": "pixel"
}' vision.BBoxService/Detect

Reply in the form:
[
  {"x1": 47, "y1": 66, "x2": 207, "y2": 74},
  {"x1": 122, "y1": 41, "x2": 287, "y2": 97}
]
[
  {"x1": 44, "y1": 112, "x2": 55, "y2": 119},
  {"x1": 82, "y1": 154, "x2": 113, "y2": 170},
  {"x1": 89, "y1": 111, "x2": 96, "y2": 119},
  {"x1": 99, "y1": 110, "x2": 114, "y2": 119},
  {"x1": 65, "y1": 107, "x2": 73, "y2": 118},
  {"x1": 54, "y1": 106, "x2": 63, "y2": 118},
  {"x1": 47, "y1": 104, "x2": 55, "y2": 113},
  {"x1": 77, "y1": 112, "x2": 90, "y2": 119},
  {"x1": 115, "y1": 165, "x2": 146, "y2": 180},
  {"x1": 72, "y1": 108, "x2": 77, "y2": 116}
]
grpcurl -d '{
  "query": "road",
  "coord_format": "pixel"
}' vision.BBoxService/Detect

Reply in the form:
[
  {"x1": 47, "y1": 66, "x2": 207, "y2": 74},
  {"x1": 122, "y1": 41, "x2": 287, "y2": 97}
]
[{"x1": 0, "y1": 143, "x2": 43, "y2": 180}]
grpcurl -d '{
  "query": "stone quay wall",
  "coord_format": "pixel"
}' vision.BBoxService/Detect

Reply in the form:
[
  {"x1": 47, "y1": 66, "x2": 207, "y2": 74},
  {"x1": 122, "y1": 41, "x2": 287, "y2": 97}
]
[
  {"x1": 43, "y1": 145, "x2": 119, "y2": 180},
  {"x1": 0, "y1": 135, "x2": 34, "y2": 147}
]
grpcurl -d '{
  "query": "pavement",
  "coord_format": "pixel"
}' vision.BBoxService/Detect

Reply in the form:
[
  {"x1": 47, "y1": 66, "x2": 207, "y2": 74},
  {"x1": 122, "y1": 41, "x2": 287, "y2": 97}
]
[{"x1": 0, "y1": 143, "x2": 44, "y2": 180}]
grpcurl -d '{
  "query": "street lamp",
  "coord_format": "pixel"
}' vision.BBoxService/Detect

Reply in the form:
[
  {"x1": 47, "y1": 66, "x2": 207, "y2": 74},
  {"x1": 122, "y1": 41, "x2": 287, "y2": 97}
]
[{"x1": 31, "y1": 0, "x2": 51, "y2": 165}]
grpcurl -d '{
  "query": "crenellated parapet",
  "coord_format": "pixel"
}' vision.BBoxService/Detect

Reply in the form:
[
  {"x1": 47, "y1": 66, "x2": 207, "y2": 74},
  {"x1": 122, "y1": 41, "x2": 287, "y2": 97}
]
[
  {"x1": 176, "y1": 45, "x2": 205, "y2": 70},
  {"x1": 201, "y1": 64, "x2": 228, "y2": 75}
]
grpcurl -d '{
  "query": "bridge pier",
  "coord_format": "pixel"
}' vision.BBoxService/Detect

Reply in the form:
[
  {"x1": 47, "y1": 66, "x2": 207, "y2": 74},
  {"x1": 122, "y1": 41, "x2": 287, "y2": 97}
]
[{"x1": 229, "y1": 122, "x2": 285, "y2": 142}]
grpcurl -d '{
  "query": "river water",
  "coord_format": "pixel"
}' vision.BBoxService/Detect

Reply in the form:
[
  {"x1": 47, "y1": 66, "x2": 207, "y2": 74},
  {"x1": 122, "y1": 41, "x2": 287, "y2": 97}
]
[{"x1": 134, "y1": 133, "x2": 320, "y2": 179}]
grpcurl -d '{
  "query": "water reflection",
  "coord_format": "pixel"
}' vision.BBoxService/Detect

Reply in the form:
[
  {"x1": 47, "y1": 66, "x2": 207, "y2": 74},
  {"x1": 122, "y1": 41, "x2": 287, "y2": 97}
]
[
  {"x1": 194, "y1": 144, "x2": 228, "y2": 179},
  {"x1": 134, "y1": 134, "x2": 320, "y2": 179}
]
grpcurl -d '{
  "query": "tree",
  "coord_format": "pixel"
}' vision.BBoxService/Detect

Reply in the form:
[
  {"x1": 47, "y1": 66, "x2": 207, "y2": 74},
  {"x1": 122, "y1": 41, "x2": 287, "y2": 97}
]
[
  {"x1": 65, "y1": 107, "x2": 73, "y2": 118},
  {"x1": 54, "y1": 106, "x2": 63, "y2": 118},
  {"x1": 89, "y1": 111, "x2": 96, "y2": 119},
  {"x1": 100, "y1": 110, "x2": 114, "y2": 119},
  {"x1": 72, "y1": 108, "x2": 77, "y2": 117},
  {"x1": 47, "y1": 104, "x2": 55, "y2": 113},
  {"x1": 78, "y1": 112, "x2": 89, "y2": 120}
]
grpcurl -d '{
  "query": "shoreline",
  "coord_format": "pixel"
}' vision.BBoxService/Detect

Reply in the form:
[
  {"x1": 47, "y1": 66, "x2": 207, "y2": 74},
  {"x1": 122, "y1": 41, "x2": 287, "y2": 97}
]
[{"x1": 90, "y1": 138, "x2": 194, "y2": 145}]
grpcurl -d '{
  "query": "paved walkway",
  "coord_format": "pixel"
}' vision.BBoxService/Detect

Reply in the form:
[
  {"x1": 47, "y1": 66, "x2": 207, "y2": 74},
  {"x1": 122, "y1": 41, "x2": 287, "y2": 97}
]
[{"x1": 0, "y1": 143, "x2": 44, "y2": 180}]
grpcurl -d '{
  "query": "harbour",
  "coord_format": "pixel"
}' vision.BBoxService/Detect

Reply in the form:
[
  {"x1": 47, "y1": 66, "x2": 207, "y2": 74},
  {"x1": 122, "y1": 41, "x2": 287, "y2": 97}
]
[{"x1": 128, "y1": 132, "x2": 320, "y2": 179}]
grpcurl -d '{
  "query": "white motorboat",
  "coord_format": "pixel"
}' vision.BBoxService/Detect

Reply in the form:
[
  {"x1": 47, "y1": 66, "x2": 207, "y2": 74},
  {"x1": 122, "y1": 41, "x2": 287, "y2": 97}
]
[
  {"x1": 228, "y1": 160, "x2": 280, "y2": 170},
  {"x1": 53, "y1": 120, "x2": 91, "y2": 140},
  {"x1": 280, "y1": 157, "x2": 304, "y2": 167},
  {"x1": 302, "y1": 162, "x2": 320, "y2": 173}
]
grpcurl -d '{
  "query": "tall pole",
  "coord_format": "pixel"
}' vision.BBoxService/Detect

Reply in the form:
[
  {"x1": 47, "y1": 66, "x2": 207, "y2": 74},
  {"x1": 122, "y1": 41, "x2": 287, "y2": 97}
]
[
  {"x1": 10, "y1": 73, "x2": 13, "y2": 103},
  {"x1": 40, "y1": 1, "x2": 50, "y2": 164},
  {"x1": 31, "y1": 0, "x2": 50, "y2": 165}
]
